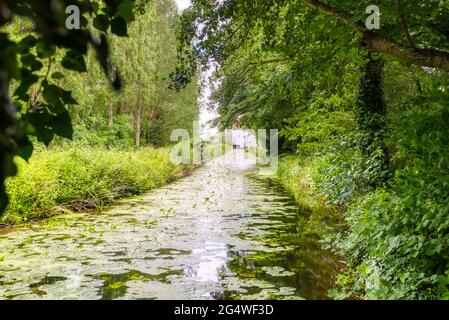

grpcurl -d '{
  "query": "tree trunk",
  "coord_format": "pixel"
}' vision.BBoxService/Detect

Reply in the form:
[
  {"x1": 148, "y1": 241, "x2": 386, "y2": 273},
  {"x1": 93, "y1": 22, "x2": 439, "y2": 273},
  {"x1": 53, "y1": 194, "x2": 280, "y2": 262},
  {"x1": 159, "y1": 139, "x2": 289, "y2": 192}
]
[
  {"x1": 356, "y1": 54, "x2": 389, "y2": 187},
  {"x1": 135, "y1": 104, "x2": 141, "y2": 148},
  {"x1": 108, "y1": 103, "x2": 113, "y2": 127}
]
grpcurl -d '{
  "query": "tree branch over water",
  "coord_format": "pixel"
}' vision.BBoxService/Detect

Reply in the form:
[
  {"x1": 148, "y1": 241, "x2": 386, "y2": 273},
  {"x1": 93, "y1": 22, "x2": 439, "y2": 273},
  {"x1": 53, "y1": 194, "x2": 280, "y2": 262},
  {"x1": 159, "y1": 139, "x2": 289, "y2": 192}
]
[{"x1": 302, "y1": 0, "x2": 449, "y2": 71}]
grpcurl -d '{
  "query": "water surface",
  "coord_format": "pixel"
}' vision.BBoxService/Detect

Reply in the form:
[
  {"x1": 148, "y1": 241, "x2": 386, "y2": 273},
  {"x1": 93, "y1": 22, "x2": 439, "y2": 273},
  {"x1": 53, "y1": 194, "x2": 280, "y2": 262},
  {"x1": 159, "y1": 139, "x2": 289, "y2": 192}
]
[{"x1": 0, "y1": 151, "x2": 340, "y2": 300}]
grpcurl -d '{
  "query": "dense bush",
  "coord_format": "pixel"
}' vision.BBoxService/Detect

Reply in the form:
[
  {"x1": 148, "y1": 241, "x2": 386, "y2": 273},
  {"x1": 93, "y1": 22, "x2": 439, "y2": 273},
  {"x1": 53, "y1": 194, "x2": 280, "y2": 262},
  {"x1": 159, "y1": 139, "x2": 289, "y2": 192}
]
[
  {"x1": 273, "y1": 59, "x2": 449, "y2": 299},
  {"x1": 313, "y1": 148, "x2": 364, "y2": 206},
  {"x1": 330, "y1": 89, "x2": 449, "y2": 299},
  {"x1": 178, "y1": 0, "x2": 449, "y2": 300},
  {"x1": 281, "y1": 106, "x2": 355, "y2": 157},
  {"x1": 3, "y1": 147, "x2": 188, "y2": 225},
  {"x1": 68, "y1": 114, "x2": 135, "y2": 149},
  {"x1": 279, "y1": 95, "x2": 368, "y2": 206}
]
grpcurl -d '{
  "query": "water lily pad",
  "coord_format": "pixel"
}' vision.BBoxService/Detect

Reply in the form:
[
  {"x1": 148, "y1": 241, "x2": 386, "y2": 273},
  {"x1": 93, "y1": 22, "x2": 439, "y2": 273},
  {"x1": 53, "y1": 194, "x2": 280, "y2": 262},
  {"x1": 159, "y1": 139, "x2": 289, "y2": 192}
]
[
  {"x1": 261, "y1": 266, "x2": 295, "y2": 277},
  {"x1": 108, "y1": 281, "x2": 126, "y2": 289}
]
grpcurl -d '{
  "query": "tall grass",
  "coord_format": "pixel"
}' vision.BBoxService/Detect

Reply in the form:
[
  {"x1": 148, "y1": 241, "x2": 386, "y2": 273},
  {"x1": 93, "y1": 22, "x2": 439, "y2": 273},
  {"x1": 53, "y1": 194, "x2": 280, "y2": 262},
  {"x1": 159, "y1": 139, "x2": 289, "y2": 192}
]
[
  {"x1": 276, "y1": 155, "x2": 342, "y2": 240},
  {"x1": 2, "y1": 147, "x2": 190, "y2": 225}
]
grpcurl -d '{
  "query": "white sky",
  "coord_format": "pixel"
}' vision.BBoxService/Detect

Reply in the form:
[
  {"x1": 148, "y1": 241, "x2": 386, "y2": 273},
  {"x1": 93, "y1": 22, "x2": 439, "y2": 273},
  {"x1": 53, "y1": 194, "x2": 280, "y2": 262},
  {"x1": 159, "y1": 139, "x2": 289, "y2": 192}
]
[
  {"x1": 174, "y1": 0, "x2": 192, "y2": 12},
  {"x1": 198, "y1": 65, "x2": 219, "y2": 139},
  {"x1": 174, "y1": 0, "x2": 219, "y2": 139}
]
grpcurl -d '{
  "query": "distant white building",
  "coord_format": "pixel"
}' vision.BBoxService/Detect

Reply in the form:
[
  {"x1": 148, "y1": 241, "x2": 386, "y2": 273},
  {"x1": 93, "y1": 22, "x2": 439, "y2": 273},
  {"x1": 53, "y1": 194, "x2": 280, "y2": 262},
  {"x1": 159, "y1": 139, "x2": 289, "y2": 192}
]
[{"x1": 230, "y1": 129, "x2": 256, "y2": 149}]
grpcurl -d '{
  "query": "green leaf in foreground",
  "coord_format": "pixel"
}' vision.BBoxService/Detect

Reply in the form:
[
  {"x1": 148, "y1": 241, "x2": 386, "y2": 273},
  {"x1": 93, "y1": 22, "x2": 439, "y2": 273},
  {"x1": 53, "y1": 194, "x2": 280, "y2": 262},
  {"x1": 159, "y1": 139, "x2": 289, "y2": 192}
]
[
  {"x1": 93, "y1": 15, "x2": 110, "y2": 32},
  {"x1": 61, "y1": 50, "x2": 87, "y2": 72},
  {"x1": 111, "y1": 18, "x2": 128, "y2": 37}
]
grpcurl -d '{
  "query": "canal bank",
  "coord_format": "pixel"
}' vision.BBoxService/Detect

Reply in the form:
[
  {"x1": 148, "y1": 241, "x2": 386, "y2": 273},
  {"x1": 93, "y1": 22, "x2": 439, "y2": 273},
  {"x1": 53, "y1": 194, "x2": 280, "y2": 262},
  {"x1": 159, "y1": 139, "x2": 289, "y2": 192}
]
[{"x1": 0, "y1": 151, "x2": 341, "y2": 300}]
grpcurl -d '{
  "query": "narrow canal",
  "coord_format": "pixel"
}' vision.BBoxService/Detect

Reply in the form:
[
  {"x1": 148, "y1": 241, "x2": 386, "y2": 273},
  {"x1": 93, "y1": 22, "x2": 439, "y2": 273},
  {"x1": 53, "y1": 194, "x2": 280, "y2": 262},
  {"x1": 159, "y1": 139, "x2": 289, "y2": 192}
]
[{"x1": 0, "y1": 151, "x2": 340, "y2": 300}]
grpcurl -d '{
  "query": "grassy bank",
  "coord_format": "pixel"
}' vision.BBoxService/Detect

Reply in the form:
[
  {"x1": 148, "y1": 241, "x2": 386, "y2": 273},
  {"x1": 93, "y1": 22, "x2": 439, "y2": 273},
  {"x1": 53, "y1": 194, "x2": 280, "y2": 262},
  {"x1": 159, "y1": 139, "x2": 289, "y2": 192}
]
[
  {"x1": 275, "y1": 155, "x2": 345, "y2": 298},
  {"x1": 275, "y1": 155, "x2": 343, "y2": 241},
  {"x1": 2, "y1": 147, "x2": 193, "y2": 225}
]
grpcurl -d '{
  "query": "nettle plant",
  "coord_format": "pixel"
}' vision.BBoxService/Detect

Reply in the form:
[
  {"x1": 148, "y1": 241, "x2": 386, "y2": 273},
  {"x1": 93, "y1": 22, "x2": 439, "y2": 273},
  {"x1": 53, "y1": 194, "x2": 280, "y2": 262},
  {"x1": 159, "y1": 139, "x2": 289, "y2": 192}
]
[{"x1": 0, "y1": 0, "x2": 143, "y2": 213}]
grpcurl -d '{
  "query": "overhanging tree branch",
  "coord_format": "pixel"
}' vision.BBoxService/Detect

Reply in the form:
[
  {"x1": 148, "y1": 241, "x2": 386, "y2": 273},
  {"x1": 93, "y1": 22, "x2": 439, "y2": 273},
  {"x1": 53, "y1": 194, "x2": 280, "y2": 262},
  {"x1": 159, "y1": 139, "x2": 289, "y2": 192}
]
[
  {"x1": 361, "y1": 32, "x2": 449, "y2": 71},
  {"x1": 302, "y1": 0, "x2": 449, "y2": 71}
]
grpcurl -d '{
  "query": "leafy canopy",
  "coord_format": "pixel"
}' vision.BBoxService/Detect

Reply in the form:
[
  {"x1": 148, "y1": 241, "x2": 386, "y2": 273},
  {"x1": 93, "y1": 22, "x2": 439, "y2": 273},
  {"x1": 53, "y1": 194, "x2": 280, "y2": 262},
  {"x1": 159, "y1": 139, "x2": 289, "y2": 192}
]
[{"x1": 0, "y1": 0, "x2": 147, "y2": 214}]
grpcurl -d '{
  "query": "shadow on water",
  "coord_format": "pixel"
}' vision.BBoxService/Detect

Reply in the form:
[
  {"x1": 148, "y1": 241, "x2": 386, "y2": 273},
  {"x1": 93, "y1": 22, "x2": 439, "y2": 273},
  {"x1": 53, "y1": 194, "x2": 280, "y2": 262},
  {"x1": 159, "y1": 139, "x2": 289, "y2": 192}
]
[
  {"x1": 0, "y1": 152, "x2": 342, "y2": 300},
  {"x1": 94, "y1": 269, "x2": 184, "y2": 300},
  {"x1": 29, "y1": 276, "x2": 67, "y2": 297},
  {"x1": 218, "y1": 174, "x2": 342, "y2": 300}
]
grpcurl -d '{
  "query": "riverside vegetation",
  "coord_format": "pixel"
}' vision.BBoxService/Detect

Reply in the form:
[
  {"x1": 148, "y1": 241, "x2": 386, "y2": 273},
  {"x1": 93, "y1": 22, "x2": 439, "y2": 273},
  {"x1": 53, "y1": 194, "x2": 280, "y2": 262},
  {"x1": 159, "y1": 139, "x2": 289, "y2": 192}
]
[
  {"x1": 0, "y1": 0, "x2": 449, "y2": 300},
  {"x1": 0, "y1": 1, "x2": 198, "y2": 225},
  {"x1": 180, "y1": 0, "x2": 449, "y2": 299},
  {"x1": 2, "y1": 147, "x2": 191, "y2": 225}
]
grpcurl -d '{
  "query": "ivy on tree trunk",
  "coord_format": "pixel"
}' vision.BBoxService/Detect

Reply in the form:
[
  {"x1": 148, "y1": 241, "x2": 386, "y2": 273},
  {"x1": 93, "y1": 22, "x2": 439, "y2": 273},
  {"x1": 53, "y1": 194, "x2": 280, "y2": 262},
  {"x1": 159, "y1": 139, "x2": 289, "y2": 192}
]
[{"x1": 356, "y1": 54, "x2": 389, "y2": 188}]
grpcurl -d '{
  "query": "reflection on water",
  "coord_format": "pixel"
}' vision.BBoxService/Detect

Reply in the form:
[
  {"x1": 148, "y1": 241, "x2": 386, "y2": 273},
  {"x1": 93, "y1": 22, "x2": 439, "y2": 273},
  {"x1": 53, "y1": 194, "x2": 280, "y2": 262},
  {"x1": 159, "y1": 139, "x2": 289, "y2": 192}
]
[{"x1": 0, "y1": 151, "x2": 341, "y2": 300}]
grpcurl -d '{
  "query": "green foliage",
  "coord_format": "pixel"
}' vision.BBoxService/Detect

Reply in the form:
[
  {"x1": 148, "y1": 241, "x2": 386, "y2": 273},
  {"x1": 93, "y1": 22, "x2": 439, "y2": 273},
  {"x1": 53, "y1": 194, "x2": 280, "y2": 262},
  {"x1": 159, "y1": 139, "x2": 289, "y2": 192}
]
[
  {"x1": 313, "y1": 148, "x2": 363, "y2": 206},
  {"x1": 276, "y1": 72, "x2": 449, "y2": 300},
  {"x1": 276, "y1": 156, "x2": 343, "y2": 243},
  {"x1": 61, "y1": 0, "x2": 199, "y2": 148},
  {"x1": 179, "y1": 0, "x2": 449, "y2": 301},
  {"x1": 355, "y1": 56, "x2": 389, "y2": 188},
  {"x1": 3, "y1": 147, "x2": 188, "y2": 225},
  {"x1": 0, "y1": 0, "x2": 198, "y2": 225},
  {"x1": 281, "y1": 102, "x2": 355, "y2": 157},
  {"x1": 0, "y1": 0, "x2": 142, "y2": 214},
  {"x1": 329, "y1": 75, "x2": 449, "y2": 299},
  {"x1": 70, "y1": 114, "x2": 135, "y2": 149}
]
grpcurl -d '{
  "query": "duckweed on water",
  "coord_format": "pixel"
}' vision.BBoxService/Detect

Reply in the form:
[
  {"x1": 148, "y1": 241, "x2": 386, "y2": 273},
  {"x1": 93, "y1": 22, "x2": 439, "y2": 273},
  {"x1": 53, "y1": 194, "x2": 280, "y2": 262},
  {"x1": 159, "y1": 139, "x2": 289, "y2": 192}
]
[{"x1": 0, "y1": 152, "x2": 341, "y2": 300}]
